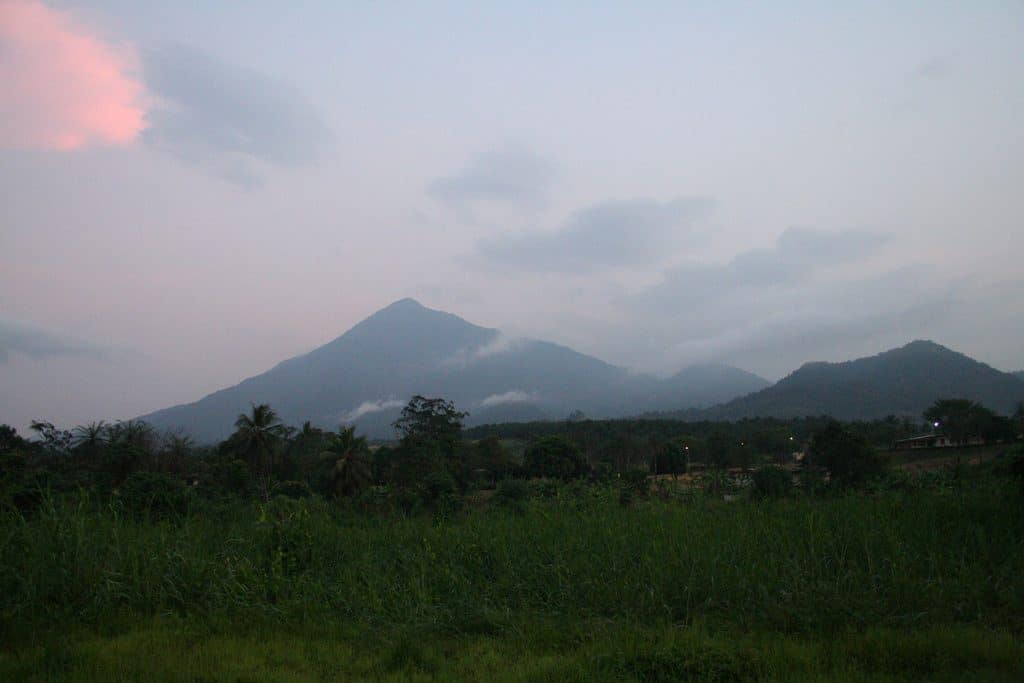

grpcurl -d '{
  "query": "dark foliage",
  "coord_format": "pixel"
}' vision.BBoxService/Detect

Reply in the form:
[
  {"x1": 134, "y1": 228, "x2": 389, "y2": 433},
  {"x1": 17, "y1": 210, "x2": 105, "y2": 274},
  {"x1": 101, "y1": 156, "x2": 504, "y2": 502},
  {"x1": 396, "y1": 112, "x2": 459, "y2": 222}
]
[
  {"x1": 751, "y1": 466, "x2": 795, "y2": 499},
  {"x1": 808, "y1": 421, "x2": 886, "y2": 486},
  {"x1": 117, "y1": 471, "x2": 193, "y2": 518},
  {"x1": 521, "y1": 436, "x2": 589, "y2": 480}
]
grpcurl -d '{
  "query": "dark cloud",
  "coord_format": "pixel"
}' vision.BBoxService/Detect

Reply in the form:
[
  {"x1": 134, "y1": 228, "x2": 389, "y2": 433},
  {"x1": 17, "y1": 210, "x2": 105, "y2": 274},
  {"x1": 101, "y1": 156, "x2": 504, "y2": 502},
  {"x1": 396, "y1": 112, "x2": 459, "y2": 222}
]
[
  {"x1": 642, "y1": 228, "x2": 888, "y2": 308},
  {"x1": 0, "y1": 321, "x2": 105, "y2": 364},
  {"x1": 142, "y1": 44, "x2": 332, "y2": 184},
  {"x1": 429, "y1": 146, "x2": 555, "y2": 206},
  {"x1": 476, "y1": 197, "x2": 715, "y2": 272}
]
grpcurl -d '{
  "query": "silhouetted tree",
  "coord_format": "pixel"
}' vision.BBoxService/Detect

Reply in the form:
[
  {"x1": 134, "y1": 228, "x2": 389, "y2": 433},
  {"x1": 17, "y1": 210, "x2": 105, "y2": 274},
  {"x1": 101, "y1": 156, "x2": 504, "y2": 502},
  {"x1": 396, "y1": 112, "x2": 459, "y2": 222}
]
[
  {"x1": 231, "y1": 403, "x2": 289, "y2": 476},
  {"x1": 318, "y1": 426, "x2": 371, "y2": 497},
  {"x1": 393, "y1": 395, "x2": 467, "y2": 453},
  {"x1": 808, "y1": 421, "x2": 885, "y2": 486},
  {"x1": 71, "y1": 421, "x2": 109, "y2": 459},
  {"x1": 924, "y1": 398, "x2": 997, "y2": 445}
]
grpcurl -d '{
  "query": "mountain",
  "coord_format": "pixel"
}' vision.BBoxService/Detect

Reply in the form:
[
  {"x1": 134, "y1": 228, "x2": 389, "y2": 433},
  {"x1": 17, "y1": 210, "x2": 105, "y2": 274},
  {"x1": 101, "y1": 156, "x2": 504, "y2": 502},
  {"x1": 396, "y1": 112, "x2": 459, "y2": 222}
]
[
  {"x1": 699, "y1": 340, "x2": 1024, "y2": 421},
  {"x1": 1015, "y1": 371, "x2": 1024, "y2": 382},
  {"x1": 140, "y1": 298, "x2": 766, "y2": 440},
  {"x1": 655, "y1": 364, "x2": 770, "y2": 409}
]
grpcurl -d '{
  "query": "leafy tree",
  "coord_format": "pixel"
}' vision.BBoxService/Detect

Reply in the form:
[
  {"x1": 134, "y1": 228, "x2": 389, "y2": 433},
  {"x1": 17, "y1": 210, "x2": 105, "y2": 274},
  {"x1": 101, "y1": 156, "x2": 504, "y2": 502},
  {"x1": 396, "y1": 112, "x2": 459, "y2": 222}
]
[
  {"x1": 522, "y1": 436, "x2": 588, "y2": 480},
  {"x1": 393, "y1": 395, "x2": 467, "y2": 453},
  {"x1": 653, "y1": 440, "x2": 687, "y2": 477},
  {"x1": 808, "y1": 421, "x2": 885, "y2": 486},
  {"x1": 923, "y1": 398, "x2": 996, "y2": 445},
  {"x1": 29, "y1": 420, "x2": 72, "y2": 455},
  {"x1": 231, "y1": 404, "x2": 289, "y2": 476},
  {"x1": 473, "y1": 435, "x2": 514, "y2": 481},
  {"x1": 706, "y1": 430, "x2": 734, "y2": 469},
  {"x1": 0, "y1": 425, "x2": 31, "y2": 455}
]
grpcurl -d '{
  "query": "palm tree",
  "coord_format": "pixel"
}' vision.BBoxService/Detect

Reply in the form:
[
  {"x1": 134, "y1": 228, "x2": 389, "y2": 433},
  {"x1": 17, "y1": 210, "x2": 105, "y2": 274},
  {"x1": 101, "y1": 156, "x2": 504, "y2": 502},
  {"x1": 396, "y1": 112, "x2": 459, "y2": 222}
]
[
  {"x1": 319, "y1": 425, "x2": 371, "y2": 497},
  {"x1": 160, "y1": 431, "x2": 194, "y2": 473},
  {"x1": 71, "y1": 421, "x2": 109, "y2": 457},
  {"x1": 232, "y1": 403, "x2": 289, "y2": 474}
]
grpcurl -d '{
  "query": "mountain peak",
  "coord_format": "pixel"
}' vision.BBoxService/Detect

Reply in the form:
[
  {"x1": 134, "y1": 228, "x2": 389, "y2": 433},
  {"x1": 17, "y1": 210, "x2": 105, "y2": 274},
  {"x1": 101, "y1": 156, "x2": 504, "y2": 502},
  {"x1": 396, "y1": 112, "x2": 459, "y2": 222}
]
[
  {"x1": 383, "y1": 297, "x2": 425, "y2": 311},
  {"x1": 895, "y1": 339, "x2": 949, "y2": 353},
  {"x1": 711, "y1": 339, "x2": 1024, "y2": 420}
]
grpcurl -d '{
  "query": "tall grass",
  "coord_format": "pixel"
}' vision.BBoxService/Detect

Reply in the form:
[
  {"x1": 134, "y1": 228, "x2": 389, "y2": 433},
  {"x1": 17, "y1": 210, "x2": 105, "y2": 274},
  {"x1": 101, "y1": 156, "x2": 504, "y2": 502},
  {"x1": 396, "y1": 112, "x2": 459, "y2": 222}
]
[{"x1": 3, "y1": 478, "x2": 1022, "y2": 642}]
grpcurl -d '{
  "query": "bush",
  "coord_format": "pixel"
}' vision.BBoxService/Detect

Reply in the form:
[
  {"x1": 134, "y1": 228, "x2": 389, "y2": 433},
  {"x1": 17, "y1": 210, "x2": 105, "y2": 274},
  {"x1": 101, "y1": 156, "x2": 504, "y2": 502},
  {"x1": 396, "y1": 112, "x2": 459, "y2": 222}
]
[
  {"x1": 256, "y1": 497, "x2": 316, "y2": 588},
  {"x1": 522, "y1": 436, "x2": 589, "y2": 480},
  {"x1": 702, "y1": 469, "x2": 737, "y2": 495},
  {"x1": 117, "y1": 471, "x2": 192, "y2": 518},
  {"x1": 620, "y1": 469, "x2": 650, "y2": 494},
  {"x1": 808, "y1": 422, "x2": 887, "y2": 487},
  {"x1": 419, "y1": 470, "x2": 457, "y2": 504},
  {"x1": 204, "y1": 458, "x2": 254, "y2": 498},
  {"x1": 750, "y1": 466, "x2": 794, "y2": 499},
  {"x1": 494, "y1": 478, "x2": 531, "y2": 506},
  {"x1": 274, "y1": 480, "x2": 312, "y2": 499}
]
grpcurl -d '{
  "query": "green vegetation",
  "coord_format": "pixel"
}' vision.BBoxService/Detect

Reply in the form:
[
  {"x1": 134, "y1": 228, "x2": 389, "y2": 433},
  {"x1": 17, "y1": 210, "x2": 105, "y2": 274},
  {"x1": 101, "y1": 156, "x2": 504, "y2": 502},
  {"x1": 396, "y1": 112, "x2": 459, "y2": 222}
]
[{"x1": 2, "y1": 397, "x2": 1024, "y2": 680}]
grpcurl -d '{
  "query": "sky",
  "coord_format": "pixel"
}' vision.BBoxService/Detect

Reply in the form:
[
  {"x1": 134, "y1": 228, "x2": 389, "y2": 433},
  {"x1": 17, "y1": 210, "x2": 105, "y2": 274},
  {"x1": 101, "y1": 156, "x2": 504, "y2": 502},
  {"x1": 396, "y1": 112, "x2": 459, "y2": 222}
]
[{"x1": 2, "y1": 0, "x2": 1023, "y2": 431}]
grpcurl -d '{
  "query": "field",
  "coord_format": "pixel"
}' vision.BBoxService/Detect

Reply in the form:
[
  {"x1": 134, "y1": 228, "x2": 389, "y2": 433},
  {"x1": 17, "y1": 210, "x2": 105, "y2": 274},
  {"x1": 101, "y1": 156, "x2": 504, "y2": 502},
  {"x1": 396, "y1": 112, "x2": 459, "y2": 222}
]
[{"x1": 2, "y1": 463, "x2": 1023, "y2": 681}]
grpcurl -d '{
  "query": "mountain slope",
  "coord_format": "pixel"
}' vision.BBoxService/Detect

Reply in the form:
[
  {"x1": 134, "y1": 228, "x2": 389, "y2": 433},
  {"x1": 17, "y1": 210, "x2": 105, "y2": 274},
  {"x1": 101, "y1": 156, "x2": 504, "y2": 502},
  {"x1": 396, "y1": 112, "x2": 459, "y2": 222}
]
[
  {"x1": 141, "y1": 299, "x2": 765, "y2": 440},
  {"x1": 655, "y1": 363, "x2": 771, "y2": 409},
  {"x1": 703, "y1": 340, "x2": 1024, "y2": 420}
]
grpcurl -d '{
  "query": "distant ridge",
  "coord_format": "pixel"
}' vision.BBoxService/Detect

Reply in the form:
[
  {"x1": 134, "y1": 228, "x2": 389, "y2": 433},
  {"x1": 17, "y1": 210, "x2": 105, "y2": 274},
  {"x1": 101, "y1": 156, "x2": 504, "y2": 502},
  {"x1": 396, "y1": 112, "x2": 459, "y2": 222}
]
[
  {"x1": 140, "y1": 298, "x2": 768, "y2": 440},
  {"x1": 694, "y1": 340, "x2": 1024, "y2": 420}
]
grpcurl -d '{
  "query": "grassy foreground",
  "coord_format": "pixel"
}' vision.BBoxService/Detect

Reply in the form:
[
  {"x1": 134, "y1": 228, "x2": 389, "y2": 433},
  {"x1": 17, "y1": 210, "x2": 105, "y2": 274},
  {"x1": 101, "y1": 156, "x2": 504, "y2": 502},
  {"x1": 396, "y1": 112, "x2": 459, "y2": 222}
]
[{"x1": 2, "y1": 474, "x2": 1023, "y2": 681}]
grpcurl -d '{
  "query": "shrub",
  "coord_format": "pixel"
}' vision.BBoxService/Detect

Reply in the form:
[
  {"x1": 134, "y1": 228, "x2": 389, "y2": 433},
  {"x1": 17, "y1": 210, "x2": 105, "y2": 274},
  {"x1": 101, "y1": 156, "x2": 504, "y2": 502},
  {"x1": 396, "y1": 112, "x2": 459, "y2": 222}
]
[
  {"x1": 750, "y1": 466, "x2": 794, "y2": 499},
  {"x1": 522, "y1": 436, "x2": 589, "y2": 480},
  {"x1": 702, "y1": 469, "x2": 737, "y2": 495},
  {"x1": 808, "y1": 421, "x2": 887, "y2": 487},
  {"x1": 419, "y1": 470, "x2": 457, "y2": 504},
  {"x1": 256, "y1": 496, "x2": 316, "y2": 585},
  {"x1": 274, "y1": 480, "x2": 312, "y2": 499},
  {"x1": 117, "y1": 471, "x2": 192, "y2": 518},
  {"x1": 204, "y1": 458, "x2": 254, "y2": 498},
  {"x1": 494, "y1": 478, "x2": 531, "y2": 506},
  {"x1": 620, "y1": 469, "x2": 650, "y2": 494}
]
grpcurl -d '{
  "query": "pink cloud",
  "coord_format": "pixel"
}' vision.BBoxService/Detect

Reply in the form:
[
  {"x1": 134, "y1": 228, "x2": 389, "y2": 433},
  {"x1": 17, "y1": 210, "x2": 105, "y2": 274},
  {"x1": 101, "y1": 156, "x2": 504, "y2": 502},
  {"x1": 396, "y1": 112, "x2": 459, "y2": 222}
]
[{"x1": 0, "y1": 0, "x2": 146, "y2": 150}]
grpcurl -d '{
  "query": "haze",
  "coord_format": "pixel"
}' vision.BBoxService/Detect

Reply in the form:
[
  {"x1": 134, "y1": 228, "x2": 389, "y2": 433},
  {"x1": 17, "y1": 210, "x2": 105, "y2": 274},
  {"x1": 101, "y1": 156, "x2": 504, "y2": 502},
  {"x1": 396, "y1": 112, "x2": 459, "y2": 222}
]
[{"x1": 2, "y1": 0, "x2": 1023, "y2": 431}]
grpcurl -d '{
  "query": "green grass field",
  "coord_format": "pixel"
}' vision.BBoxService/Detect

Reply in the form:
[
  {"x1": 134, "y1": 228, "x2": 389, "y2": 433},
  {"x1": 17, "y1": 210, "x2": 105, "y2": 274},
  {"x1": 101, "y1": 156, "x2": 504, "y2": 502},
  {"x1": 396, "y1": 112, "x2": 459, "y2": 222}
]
[{"x1": 2, "y1": 472, "x2": 1023, "y2": 681}]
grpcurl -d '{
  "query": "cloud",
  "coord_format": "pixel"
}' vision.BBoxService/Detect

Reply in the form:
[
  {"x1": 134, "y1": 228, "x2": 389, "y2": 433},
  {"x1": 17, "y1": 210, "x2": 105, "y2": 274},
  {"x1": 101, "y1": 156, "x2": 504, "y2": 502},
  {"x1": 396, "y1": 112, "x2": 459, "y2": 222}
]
[
  {"x1": 477, "y1": 197, "x2": 715, "y2": 272},
  {"x1": 479, "y1": 390, "x2": 536, "y2": 408},
  {"x1": 142, "y1": 44, "x2": 331, "y2": 183},
  {"x1": 911, "y1": 54, "x2": 955, "y2": 81},
  {"x1": 642, "y1": 227, "x2": 888, "y2": 309},
  {"x1": 430, "y1": 145, "x2": 555, "y2": 207},
  {"x1": 0, "y1": 0, "x2": 146, "y2": 150},
  {"x1": 445, "y1": 333, "x2": 528, "y2": 367},
  {"x1": 342, "y1": 398, "x2": 405, "y2": 422},
  {"x1": 0, "y1": 320, "x2": 105, "y2": 363}
]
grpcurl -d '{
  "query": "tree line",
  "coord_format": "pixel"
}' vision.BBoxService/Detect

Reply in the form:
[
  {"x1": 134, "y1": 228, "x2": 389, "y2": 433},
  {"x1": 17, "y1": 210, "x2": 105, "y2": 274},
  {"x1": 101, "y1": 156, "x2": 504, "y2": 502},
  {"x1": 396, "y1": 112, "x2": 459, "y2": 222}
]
[{"x1": 2, "y1": 395, "x2": 1021, "y2": 515}]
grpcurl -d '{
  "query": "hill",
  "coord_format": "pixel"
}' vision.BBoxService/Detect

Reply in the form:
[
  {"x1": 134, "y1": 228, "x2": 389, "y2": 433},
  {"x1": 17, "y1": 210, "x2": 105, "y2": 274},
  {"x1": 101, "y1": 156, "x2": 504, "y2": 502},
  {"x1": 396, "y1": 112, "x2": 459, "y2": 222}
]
[
  {"x1": 696, "y1": 340, "x2": 1024, "y2": 420},
  {"x1": 140, "y1": 299, "x2": 766, "y2": 440}
]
